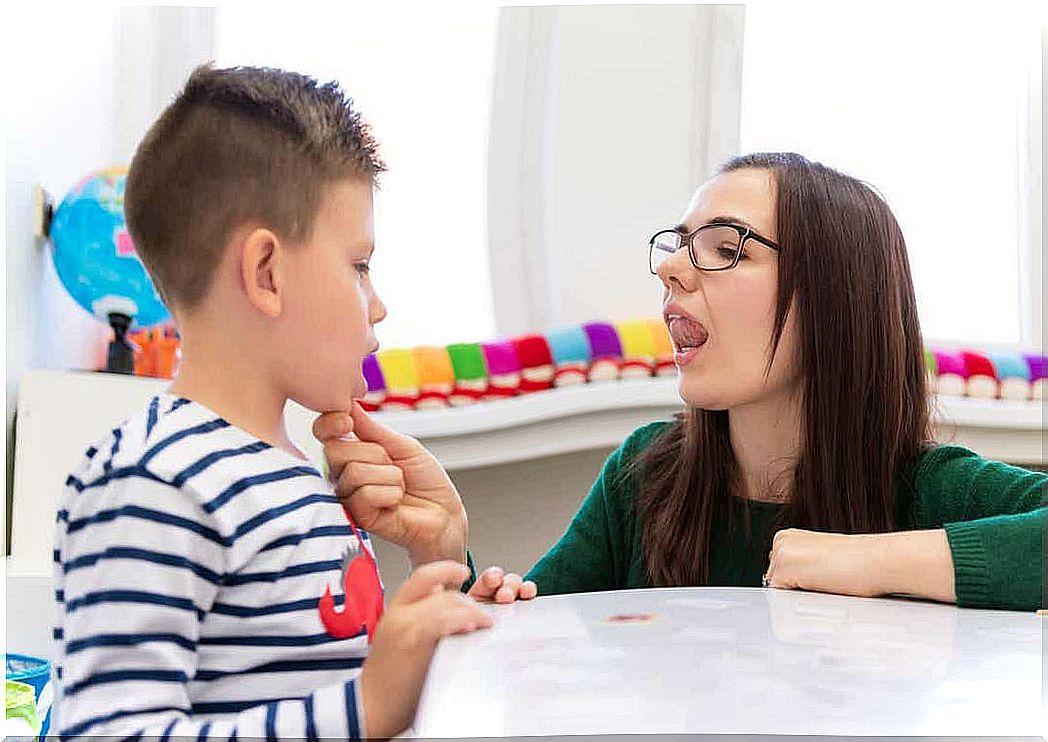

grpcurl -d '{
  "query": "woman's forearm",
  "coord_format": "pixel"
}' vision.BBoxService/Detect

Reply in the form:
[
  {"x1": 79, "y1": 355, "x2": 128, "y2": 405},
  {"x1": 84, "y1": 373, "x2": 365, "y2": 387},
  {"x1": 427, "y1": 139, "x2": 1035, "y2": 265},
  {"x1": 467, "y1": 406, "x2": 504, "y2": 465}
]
[
  {"x1": 873, "y1": 529, "x2": 956, "y2": 603},
  {"x1": 765, "y1": 527, "x2": 957, "y2": 603}
]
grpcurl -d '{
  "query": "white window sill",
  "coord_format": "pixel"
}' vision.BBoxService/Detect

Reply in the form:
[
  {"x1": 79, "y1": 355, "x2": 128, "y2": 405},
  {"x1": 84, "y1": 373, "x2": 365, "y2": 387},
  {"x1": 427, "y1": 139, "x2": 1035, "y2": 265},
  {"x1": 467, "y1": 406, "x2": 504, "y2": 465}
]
[{"x1": 368, "y1": 377, "x2": 1044, "y2": 469}]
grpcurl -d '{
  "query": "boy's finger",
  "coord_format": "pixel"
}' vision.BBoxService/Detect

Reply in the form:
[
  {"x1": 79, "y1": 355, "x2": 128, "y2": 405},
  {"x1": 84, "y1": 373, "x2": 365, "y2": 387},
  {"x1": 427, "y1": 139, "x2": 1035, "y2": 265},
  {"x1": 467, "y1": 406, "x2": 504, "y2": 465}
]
[
  {"x1": 442, "y1": 605, "x2": 494, "y2": 636},
  {"x1": 313, "y1": 411, "x2": 353, "y2": 442},
  {"x1": 392, "y1": 561, "x2": 471, "y2": 606},
  {"x1": 428, "y1": 593, "x2": 494, "y2": 637}
]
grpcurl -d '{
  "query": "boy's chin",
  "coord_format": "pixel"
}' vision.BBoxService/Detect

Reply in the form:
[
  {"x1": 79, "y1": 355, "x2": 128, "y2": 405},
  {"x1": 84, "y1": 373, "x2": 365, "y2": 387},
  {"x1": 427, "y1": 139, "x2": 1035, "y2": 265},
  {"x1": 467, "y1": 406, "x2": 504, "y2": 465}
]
[{"x1": 292, "y1": 387, "x2": 360, "y2": 415}]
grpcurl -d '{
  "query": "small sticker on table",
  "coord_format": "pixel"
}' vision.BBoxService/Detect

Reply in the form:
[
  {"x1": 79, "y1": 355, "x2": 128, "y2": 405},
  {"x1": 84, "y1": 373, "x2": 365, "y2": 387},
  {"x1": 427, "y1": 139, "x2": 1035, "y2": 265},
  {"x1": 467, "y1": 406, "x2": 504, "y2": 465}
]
[{"x1": 604, "y1": 613, "x2": 659, "y2": 625}]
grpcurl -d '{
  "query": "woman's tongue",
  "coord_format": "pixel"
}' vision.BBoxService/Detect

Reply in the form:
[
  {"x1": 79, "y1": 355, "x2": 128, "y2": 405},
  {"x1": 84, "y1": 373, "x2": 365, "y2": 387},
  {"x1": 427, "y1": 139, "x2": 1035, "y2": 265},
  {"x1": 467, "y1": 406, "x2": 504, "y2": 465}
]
[{"x1": 669, "y1": 318, "x2": 708, "y2": 350}]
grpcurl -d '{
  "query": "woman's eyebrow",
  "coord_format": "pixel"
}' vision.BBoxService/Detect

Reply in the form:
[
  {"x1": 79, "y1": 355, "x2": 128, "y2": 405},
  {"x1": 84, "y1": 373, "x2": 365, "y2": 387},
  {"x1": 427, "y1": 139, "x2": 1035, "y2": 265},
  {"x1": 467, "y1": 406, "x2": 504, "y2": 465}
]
[
  {"x1": 707, "y1": 215, "x2": 758, "y2": 230},
  {"x1": 679, "y1": 215, "x2": 758, "y2": 233}
]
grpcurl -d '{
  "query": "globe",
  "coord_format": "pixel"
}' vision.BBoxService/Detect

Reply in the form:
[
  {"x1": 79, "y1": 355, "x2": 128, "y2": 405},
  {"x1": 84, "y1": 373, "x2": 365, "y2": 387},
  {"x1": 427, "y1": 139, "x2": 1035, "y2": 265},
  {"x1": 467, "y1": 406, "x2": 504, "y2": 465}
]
[{"x1": 49, "y1": 167, "x2": 170, "y2": 328}]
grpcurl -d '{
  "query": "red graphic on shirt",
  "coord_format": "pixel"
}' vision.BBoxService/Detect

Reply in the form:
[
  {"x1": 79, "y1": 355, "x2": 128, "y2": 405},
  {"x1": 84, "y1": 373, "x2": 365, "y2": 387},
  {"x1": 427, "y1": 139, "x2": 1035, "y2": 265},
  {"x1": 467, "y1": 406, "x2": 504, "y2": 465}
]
[{"x1": 318, "y1": 521, "x2": 384, "y2": 642}]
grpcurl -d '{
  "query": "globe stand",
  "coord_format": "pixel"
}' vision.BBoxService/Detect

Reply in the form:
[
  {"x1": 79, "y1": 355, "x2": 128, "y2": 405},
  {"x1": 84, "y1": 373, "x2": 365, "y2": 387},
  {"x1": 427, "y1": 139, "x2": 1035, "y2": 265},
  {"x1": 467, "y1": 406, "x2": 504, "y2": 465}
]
[{"x1": 106, "y1": 312, "x2": 135, "y2": 375}]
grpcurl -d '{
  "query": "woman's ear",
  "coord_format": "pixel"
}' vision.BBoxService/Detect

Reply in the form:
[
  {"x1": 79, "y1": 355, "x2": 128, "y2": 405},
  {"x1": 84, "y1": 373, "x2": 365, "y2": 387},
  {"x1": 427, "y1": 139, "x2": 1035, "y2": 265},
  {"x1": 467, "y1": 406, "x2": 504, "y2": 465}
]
[{"x1": 238, "y1": 227, "x2": 284, "y2": 318}]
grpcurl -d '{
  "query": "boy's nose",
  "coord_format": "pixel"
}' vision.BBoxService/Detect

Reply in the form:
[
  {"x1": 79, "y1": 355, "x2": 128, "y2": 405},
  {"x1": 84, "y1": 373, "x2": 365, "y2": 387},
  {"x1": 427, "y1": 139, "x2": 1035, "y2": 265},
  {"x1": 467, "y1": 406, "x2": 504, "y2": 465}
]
[{"x1": 370, "y1": 293, "x2": 388, "y2": 324}]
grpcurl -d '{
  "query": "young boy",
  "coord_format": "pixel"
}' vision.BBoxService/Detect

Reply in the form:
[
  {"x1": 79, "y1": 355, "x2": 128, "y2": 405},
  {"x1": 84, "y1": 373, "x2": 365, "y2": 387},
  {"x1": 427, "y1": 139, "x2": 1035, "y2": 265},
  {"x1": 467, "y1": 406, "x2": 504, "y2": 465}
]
[{"x1": 54, "y1": 64, "x2": 531, "y2": 740}]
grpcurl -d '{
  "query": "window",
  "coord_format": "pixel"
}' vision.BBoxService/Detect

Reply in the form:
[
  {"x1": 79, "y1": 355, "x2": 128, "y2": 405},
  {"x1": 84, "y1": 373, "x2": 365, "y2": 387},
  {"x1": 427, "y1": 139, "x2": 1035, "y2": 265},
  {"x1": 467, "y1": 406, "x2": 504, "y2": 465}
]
[
  {"x1": 740, "y1": 4, "x2": 1036, "y2": 346},
  {"x1": 217, "y1": 6, "x2": 498, "y2": 348}
]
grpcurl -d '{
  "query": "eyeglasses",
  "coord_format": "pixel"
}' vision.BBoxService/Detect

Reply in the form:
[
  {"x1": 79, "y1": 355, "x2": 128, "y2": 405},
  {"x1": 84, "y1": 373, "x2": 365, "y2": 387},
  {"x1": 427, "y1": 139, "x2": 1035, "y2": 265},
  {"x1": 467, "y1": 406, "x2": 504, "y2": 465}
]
[{"x1": 648, "y1": 222, "x2": 780, "y2": 274}]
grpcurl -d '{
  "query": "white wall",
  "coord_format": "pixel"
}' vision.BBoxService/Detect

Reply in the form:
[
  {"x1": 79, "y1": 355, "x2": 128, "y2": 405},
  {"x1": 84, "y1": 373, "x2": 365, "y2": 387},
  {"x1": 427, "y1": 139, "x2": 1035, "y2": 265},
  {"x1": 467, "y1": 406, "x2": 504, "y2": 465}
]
[
  {"x1": 5, "y1": 6, "x2": 123, "y2": 541},
  {"x1": 3, "y1": 3, "x2": 744, "y2": 544},
  {"x1": 488, "y1": 5, "x2": 745, "y2": 335},
  {"x1": 739, "y1": 3, "x2": 1037, "y2": 348},
  {"x1": 117, "y1": 7, "x2": 217, "y2": 164},
  {"x1": 4, "y1": 7, "x2": 215, "y2": 547},
  {"x1": 217, "y1": 5, "x2": 497, "y2": 350}
]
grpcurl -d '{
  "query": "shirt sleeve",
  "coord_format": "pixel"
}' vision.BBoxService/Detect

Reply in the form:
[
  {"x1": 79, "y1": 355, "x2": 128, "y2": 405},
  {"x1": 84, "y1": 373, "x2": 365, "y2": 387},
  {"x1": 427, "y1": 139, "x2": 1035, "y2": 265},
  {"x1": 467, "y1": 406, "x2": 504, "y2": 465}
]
[
  {"x1": 910, "y1": 445, "x2": 1047, "y2": 610},
  {"x1": 56, "y1": 474, "x2": 369, "y2": 740}
]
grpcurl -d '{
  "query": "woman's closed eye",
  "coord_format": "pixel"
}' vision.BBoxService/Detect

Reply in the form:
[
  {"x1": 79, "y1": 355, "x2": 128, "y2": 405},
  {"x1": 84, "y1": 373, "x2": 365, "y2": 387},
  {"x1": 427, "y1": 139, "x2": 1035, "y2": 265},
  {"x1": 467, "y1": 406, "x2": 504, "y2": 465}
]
[{"x1": 716, "y1": 245, "x2": 745, "y2": 261}]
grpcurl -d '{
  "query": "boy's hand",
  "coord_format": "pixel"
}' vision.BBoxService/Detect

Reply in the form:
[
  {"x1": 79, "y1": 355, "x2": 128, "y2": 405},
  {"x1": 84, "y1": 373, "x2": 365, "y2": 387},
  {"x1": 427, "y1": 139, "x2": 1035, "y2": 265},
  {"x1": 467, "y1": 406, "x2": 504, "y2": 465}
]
[
  {"x1": 361, "y1": 561, "x2": 492, "y2": 739},
  {"x1": 315, "y1": 403, "x2": 467, "y2": 568},
  {"x1": 467, "y1": 566, "x2": 538, "y2": 604}
]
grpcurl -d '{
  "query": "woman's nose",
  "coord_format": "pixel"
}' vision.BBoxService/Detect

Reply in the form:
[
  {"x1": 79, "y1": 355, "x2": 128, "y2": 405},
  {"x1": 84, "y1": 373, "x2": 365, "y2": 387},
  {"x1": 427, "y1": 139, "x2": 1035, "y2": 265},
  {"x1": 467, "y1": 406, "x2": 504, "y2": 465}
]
[{"x1": 656, "y1": 247, "x2": 697, "y2": 293}]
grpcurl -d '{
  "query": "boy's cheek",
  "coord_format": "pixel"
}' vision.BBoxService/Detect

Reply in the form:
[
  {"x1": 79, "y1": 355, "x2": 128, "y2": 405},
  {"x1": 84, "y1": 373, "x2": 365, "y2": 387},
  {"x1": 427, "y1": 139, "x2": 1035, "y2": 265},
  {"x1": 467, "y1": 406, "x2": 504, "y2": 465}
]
[{"x1": 280, "y1": 342, "x2": 363, "y2": 414}]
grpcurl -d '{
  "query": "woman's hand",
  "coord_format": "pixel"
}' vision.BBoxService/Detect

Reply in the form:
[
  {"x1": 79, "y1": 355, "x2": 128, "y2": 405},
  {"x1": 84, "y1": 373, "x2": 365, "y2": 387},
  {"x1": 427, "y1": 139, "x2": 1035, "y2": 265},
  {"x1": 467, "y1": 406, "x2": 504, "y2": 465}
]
[
  {"x1": 314, "y1": 403, "x2": 468, "y2": 569},
  {"x1": 467, "y1": 566, "x2": 538, "y2": 604},
  {"x1": 764, "y1": 528, "x2": 957, "y2": 603}
]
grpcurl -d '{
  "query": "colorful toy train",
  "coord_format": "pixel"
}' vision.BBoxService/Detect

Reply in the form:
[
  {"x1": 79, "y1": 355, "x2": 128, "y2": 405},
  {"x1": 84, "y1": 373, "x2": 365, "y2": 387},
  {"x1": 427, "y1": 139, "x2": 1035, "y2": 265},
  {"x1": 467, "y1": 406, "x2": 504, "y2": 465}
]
[
  {"x1": 364, "y1": 324, "x2": 1048, "y2": 411},
  {"x1": 361, "y1": 321, "x2": 677, "y2": 411},
  {"x1": 925, "y1": 348, "x2": 1046, "y2": 402}
]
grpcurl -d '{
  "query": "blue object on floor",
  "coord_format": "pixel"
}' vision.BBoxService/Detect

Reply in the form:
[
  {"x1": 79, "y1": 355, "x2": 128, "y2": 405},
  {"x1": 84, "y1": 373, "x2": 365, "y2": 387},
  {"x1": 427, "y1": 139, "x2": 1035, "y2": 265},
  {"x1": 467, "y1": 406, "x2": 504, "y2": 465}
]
[{"x1": 6, "y1": 654, "x2": 52, "y2": 738}]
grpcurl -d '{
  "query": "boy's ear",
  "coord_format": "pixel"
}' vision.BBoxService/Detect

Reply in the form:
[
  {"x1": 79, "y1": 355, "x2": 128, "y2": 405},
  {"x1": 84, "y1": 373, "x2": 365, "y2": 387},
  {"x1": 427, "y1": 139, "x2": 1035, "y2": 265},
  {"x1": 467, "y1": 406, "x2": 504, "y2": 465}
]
[{"x1": 239, "y1": 227, "x2": 284, "y2": 318}]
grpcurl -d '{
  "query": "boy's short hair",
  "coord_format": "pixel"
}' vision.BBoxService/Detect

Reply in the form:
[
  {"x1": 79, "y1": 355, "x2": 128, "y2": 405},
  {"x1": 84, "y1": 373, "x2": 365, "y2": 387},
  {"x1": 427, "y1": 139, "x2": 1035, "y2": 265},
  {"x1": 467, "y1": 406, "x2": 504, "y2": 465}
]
[{"x1": 125, "y1": 64, "x2": 386, "y2": 310}]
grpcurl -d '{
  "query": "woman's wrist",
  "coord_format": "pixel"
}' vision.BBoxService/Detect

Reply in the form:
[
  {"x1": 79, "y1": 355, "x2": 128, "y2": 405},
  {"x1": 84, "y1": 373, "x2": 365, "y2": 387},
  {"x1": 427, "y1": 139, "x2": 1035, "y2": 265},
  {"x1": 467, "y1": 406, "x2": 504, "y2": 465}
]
[
  {"x1": 873, "y1": 529, "x2": 957, "y2": 603},
  {"x1": 407, "y1": 513, "x2": 468, "y2": 570},
  {"x1": 407, "y1": 533, "x2": 467, "y2": 571}
]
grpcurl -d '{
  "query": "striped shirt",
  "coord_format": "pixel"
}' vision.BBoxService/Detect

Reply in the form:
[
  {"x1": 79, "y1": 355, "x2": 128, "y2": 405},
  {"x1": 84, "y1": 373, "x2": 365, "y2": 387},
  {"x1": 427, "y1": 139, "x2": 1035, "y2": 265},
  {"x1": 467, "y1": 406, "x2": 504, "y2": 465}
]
[{"x1": 53, "y1": 394, "x2": 375, "y2": 739}]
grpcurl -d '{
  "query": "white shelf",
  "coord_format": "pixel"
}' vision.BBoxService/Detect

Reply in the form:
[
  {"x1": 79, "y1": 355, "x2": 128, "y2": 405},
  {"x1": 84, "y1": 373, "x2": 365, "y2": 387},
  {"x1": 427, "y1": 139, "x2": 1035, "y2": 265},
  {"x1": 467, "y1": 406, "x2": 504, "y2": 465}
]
[
  {"x1": 369, "y1": 379, "x2": 684, "y2": 469},
  {"x1": 375, "y1": 377, "x2": 1045, "y2": 434},
  {"x1": 931, "y1": 393, "x2": 1044, "y2": 430},
  {"x1": 370, "y1": 377, "x2": 1045, "y2": 469},
  {"x1": 372, "y1": 378, "x2": 682, "y2": 436}
]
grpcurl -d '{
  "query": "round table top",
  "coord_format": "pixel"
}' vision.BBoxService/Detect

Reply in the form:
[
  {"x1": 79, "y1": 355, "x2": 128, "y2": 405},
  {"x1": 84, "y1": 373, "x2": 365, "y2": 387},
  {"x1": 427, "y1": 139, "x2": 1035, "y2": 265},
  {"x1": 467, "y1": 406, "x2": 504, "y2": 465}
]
[{"x1": 414, "y1": 587, "x2": 1043, "y2": 737}]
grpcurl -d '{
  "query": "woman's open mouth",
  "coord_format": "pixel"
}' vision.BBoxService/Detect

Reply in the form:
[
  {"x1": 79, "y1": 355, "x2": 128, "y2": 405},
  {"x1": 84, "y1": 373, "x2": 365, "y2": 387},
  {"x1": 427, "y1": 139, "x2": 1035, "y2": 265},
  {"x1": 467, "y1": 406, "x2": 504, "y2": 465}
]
[{"x1": 665, "y1": 312, "x2": 708, "y2": 366}]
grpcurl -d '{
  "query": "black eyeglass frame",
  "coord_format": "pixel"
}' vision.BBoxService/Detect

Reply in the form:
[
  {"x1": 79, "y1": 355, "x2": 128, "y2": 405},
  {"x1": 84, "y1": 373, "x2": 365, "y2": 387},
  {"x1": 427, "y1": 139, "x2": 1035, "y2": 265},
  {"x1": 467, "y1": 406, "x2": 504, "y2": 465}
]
[{"x1": 648, "y1": 222, "x2": 780, "y2": 274}]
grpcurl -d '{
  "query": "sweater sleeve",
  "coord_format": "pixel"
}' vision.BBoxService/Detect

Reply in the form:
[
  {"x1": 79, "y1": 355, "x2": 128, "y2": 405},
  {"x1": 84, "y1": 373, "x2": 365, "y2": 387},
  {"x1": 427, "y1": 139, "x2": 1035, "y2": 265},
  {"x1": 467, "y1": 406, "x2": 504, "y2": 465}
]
[
  {"x1": 460, "y1": 550, "x2": 479, "y2": 593},
  {"x1": 524, "y1": 421, "x2": 669, "y2": 596},
  {"x1": 908, "y1": 445, "x2": 1047, "y2": 610}
]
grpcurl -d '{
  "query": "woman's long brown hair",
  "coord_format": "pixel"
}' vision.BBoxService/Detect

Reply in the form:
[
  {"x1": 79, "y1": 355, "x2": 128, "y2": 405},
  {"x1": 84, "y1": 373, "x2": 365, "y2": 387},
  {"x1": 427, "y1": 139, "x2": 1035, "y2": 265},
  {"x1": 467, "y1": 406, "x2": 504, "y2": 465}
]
[{"x1": 636, "y1": 152, "x2": 933, "y2": 586}]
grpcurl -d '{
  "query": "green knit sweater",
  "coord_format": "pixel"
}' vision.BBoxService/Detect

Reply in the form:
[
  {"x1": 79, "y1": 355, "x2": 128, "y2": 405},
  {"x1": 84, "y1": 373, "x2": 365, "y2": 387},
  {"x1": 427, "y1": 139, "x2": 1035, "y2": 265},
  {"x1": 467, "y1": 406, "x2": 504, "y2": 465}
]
[{"x1": 525, "y1": 420, "x2": 1047, "y2": 611}]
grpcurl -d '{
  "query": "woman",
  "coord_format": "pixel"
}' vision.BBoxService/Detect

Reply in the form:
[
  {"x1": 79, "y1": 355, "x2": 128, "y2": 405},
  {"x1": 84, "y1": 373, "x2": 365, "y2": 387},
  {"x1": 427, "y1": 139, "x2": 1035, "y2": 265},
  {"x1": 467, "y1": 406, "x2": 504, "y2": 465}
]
[
  {"x1": 318, "y1": 152, "x2": 1044, "y2": 610},
  {"x1": 522, "y1": 151, "x2": 1044, "y2": 610}
]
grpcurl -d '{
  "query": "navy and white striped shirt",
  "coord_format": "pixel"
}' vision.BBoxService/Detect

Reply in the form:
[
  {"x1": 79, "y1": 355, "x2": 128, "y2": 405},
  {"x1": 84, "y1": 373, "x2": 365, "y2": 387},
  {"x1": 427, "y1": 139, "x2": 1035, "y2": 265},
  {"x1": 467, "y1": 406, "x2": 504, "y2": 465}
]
[{"x1": 54, "y1": 394, "x2": 374, "y2": 739}]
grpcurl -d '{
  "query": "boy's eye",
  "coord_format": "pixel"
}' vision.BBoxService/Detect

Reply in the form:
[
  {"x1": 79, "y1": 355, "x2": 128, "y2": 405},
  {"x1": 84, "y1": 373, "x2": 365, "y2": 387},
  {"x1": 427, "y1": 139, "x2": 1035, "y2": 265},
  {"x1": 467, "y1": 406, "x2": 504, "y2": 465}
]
[{"x1": 354, "y1": 262, "x2": 371, "y2": 276}]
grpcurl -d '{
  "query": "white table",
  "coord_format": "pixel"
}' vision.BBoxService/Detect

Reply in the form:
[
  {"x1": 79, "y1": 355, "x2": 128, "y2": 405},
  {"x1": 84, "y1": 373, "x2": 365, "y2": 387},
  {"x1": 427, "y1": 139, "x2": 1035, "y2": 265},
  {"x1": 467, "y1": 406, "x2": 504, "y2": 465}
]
[{"x1": 414, "y1": 587, "x2": 1044, "y2": 737}]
